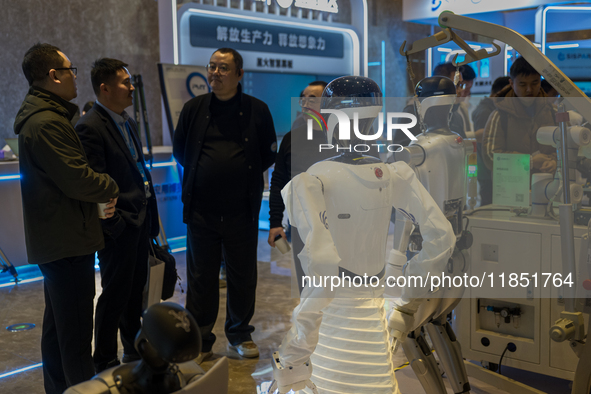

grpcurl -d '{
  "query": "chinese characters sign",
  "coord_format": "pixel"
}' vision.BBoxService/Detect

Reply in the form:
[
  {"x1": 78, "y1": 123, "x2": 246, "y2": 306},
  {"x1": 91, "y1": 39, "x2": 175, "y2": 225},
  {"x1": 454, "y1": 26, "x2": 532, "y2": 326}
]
[{"x1": 189, "y1": 15, "x2": 343, "y2": 58}]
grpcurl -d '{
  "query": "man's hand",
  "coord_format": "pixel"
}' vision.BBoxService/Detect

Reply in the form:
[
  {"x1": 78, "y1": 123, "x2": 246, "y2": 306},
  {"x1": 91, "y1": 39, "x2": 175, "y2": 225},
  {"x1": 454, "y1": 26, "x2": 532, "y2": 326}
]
[
  {"x1": 539, "y1": 158, "x2": 557, "y2": 174},
  {"x1": 531, "y1": 153, "x2": 556, "y2": 172},
  {"x1": 268, "y1": 227, "x2": 287, "y2": 247},
  {"x1": 103, "y1": 197, "x2": 118, "y2": 219}
]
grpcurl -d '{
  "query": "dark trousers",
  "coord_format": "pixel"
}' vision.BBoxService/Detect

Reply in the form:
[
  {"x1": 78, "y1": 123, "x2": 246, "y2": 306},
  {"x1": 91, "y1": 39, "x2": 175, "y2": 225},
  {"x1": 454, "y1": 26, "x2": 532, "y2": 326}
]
[
  {"x1": 186, "y1": 209, "x2": 258, "y2": 352},
  {"x1": 38, "y1": 255, "x2": 96, "y2": 394},
  {"x1": 93, "y1": 221, "x2": 149, "y2": 369}
]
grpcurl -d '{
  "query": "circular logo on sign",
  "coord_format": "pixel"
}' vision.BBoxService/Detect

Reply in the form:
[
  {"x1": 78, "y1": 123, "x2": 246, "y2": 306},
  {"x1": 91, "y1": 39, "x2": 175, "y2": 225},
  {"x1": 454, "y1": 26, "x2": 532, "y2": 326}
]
[
  {"x1": 375, "y1": 167, "x2": 383, "y2": 179},
  {"x1": 276, "y1": 0, "x2": 294, "y2": 8},
  {"x1": 558, "y1": 52, "x2": 565, "y2": 61},
  {"x1": 186, "y1": 72, "x2": 211, "y2": 98}
]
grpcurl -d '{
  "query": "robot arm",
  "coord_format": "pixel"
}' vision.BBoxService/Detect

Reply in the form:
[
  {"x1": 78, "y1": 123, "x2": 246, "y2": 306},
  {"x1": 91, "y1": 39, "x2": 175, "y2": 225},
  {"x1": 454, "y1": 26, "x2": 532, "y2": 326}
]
[
  {"x1": 389, "y1": 161, "x2": 456, "y2": 305},
  {"x1": 271, "y1": 172, "x2": 340, "y2": 389},
  {"x1": 386, "y1": 162, "x2": 456, "y2": 339}
]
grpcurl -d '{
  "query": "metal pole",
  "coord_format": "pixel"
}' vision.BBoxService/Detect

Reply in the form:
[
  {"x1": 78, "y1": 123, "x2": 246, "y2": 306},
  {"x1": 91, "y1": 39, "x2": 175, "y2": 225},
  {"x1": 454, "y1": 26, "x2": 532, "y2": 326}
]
[{"x1": 556, "y1": 106, "x2": 576, "y2": 311}]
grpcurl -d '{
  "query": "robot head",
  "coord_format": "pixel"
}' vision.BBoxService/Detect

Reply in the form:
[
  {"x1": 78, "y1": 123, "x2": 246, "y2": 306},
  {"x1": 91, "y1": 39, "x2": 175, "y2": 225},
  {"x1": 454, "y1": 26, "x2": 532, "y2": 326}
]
[
  {"x1": 135, "y1": 302, "x2": 201, "y2": 365},
  {"x1": 414, "y1": 76, "x2": 456, "y2": 131},
  {"x1": 320, "y1": 76, "x2": 383, "y2": 149}
]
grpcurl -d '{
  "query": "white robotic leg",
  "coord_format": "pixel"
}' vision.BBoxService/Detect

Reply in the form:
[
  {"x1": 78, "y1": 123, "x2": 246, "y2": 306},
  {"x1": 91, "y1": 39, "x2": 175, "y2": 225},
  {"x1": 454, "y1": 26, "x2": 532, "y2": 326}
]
[
  {"x1": 401, "y1": 329, "x2": 447, "y2": 394},
  {"x1": 425, "y1": 320, "x2": 470, "y2": 394}
]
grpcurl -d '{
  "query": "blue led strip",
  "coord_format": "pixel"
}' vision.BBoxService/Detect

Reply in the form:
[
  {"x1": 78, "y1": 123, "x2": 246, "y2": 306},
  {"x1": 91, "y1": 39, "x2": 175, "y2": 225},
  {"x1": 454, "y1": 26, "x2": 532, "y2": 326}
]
[
  {"x1": 1, "y1": 160, "x2": 178, "y2": 181},
  {"x1": 0, "y1": 174, "x2": 20, "y2": 181},
  {"x1": 1, "y1": 236, "x2": 188, "y2": 288},
  {"x1": 150, "y1": 161, "x2": 177, "y2": 168},
  {"x1": 0, "y1": 363, "x2": 43, "y2": 379}
]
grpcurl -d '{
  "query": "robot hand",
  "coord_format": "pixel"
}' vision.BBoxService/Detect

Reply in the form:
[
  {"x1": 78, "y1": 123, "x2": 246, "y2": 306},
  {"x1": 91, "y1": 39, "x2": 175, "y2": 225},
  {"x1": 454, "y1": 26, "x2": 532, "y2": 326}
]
[
  {"x1": 268, "y1": 352, "x2": 318, "y2": 394},
  {"x1": 387, "y1": 305, "x2": 416, "y2": 353}
]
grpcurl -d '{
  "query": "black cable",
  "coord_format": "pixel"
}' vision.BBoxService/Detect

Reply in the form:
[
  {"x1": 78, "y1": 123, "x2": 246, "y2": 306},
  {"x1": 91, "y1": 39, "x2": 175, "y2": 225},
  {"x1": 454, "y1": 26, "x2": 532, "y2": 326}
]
[
  {"x1": 498, "y1": 342, "x2": 517, "y2": 375},
  {"x1": 498, "y1": 345, "x2": 509, "y2": 375},
  {"x1": 464, "y1": 216, "x2": 470, "y2": 232}
]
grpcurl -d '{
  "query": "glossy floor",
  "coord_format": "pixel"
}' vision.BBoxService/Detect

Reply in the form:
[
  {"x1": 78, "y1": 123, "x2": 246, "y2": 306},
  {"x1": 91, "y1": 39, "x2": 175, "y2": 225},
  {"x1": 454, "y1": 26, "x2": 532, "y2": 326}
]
[{"x1": 0, "y1": 231, "x2": 573, "y2": 393}]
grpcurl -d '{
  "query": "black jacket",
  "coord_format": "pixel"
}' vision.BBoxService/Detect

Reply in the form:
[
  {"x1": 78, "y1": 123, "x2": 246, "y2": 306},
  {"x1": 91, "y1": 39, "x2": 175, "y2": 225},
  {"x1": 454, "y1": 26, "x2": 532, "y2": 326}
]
[
  {"x1": 76, "y1": 104, "x2": 159, "y2": 239},
  {"x1": 268, "y1": 125, "x2": 335, "y2": 228},
  {"x1": 14, "y1": 87, "x2": 119, "y2": 264},
  {"x1": 173, "y1": 85, "x2": 277, "y2": 223}
]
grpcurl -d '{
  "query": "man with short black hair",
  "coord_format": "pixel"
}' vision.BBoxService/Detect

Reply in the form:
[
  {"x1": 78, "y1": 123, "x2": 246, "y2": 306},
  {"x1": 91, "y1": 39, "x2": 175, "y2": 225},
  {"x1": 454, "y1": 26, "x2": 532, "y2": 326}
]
[
  {"x1": 174, "y1": 48, "x2": 276, "y2": 362},
  {"x1": 482, "y1": 56, "x2": 556, "y2": 173},
  {"x1": 268, "y1": 80, "x2": 332, "y2": 294},
  {"x1": 14, "y1": 43, "x2": 119, "y2": 394},
  {"x1": 76, "y1": 58, "x2": 159, "y2": 372}
]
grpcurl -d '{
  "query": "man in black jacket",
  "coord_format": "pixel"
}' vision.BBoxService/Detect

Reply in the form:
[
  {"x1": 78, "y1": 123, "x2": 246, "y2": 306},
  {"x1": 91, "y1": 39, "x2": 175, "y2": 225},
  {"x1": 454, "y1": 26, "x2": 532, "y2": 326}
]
[
  {"x1": 14, "y1": 43, "x2": 119, "y2": 394},
  {"x1": 173, "y1": 48, "x2": 276, "y2": 361},
  {"x1": 268, "y1": 81, "x2": 333, "y2": 294},
  {"x1": 76, "y1": 58, "x2": 159, "y2": 372}
]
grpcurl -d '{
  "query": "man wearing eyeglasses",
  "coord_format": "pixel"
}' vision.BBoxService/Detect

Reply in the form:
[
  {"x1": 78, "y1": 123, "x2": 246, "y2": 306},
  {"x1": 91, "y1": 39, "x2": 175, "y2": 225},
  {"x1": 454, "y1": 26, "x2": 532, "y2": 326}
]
[
  {"x1": 268, "y1": 80, "x2": 331, "y2": 295},
  {"x1": 14, "y1": 43, "x2": 119, "y2": 394},
  {"x1": 173, "y1": 48, "x2": 276, "y2": 362}
]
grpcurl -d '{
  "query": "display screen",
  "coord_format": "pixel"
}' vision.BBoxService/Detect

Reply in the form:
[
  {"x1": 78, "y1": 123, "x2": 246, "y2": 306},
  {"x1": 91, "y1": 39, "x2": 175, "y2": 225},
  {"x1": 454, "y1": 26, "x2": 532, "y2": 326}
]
[{"x1": 574, "y1": 81, "x2": 591, "y2": 96}]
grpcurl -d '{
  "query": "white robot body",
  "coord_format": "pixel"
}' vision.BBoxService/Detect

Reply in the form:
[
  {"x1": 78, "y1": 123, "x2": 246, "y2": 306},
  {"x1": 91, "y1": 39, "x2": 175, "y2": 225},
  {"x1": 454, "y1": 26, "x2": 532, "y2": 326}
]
[
  {"x1": 275, "y1": 155, "x2": 455, "y2": 394},
  {"x1": 410, "y1": 132, "x2": 469, "y2": 218},
  {"x1": 398, "y1": 130, "x2": 472, "y2": 235},
  {"x1": 393, "y1": 95, "x2": 474, "y2": 394},
  {"x1": 272, "y1": 76, "x2": 455, "y2": 394},
  {"x1": 307, "y1": 159, "x2": 392, "y2": 279}
]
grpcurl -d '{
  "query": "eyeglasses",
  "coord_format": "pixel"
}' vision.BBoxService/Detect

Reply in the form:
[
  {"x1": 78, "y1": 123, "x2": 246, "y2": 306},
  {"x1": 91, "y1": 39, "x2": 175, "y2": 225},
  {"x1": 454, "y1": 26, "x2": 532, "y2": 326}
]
[
  {"x1": 206, "y1": 63, "x2": 232, "y2": 75},
  {"x1": 47, "y1": 67, "x2": 77, "y2": 76},
  {"x1": 299, "y1": 97, "x2": 321, "y2": 106}
]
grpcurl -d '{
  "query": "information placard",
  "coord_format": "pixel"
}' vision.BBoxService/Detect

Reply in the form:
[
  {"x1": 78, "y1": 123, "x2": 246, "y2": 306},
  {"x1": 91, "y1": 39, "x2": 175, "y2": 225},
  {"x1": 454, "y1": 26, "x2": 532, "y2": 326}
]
[{"x1": 492, "y1": 153, "x2": 530, "y2": 207}]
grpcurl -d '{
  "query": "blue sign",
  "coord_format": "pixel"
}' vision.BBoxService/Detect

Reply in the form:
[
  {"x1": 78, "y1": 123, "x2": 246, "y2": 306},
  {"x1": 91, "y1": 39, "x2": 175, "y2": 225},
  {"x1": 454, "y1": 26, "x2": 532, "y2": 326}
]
[{"x1": 189, "y1": 15, "x2": 344, "y2": 58}]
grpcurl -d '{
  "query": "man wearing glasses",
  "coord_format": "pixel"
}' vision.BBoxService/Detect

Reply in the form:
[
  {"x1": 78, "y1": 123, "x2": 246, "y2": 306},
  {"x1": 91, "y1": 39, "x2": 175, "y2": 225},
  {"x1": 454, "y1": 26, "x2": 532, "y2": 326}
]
[
  {"x1": 173, "y1": 48, "x2": 276, "y2": 362},
  {"x1": 14, "y1": 43, "x2": 119, "y2": 394},
  {"x1": 268, "y1": 80, "x2": 331, "y2": 294}
]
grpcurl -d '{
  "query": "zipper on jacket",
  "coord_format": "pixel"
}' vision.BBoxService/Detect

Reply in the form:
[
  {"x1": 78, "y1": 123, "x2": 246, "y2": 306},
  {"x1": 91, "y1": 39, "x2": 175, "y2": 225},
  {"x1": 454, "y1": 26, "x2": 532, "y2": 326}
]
[{"x1": 79, "y1": 202, "x2": 87, "y2": 230}]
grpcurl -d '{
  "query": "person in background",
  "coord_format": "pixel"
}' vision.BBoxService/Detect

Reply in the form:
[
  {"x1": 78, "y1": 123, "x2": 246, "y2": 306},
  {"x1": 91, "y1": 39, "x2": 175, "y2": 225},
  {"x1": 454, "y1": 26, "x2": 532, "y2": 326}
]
[
  {"x1": 14, "y1": 43, "x2": 119, "y2": 394},
  {"x1": 82, "y1": 100, "x2": 94, "y2": 115},
  {"x1": 76, "y1": 58, "x2": 159, "y2": 373},
  {"x1": 482, "y1": 56, "x2": 557, "y2": 174},
  {"x1": 290, "y1": 81, "x2": 327, "y2": 130},
  {"x1": 471, "y1": 76, "x2": 511, "y2": 206},
  {"x1": 455, "y1": 63, "x2": 476, "y2": 134},
  {"x1": 268, "y1": 80, "x2": 331, "y2": 294},
  {"x1": 433, "y1": 62, "x2": 475, "y2": 137},
  {"x1": 173, "y1": 47, "x2": 276, "y2": 362},
  {"x1": 395, "y1": 62, "x2": 474, "y2": 144}
]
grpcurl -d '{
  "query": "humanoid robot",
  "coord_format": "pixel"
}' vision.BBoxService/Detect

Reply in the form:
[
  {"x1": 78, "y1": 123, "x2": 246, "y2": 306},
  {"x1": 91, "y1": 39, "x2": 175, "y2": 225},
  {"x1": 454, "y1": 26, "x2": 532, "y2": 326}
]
[
  {"x1": 65, "y1": 303, "x2": 228, "y2": 394},
  {"x1": 269, "y1": 76, "x2": 456, "y2": 394},
  {"x1": 391, "y1": 76, "x2": 474, "y2": 394}
]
